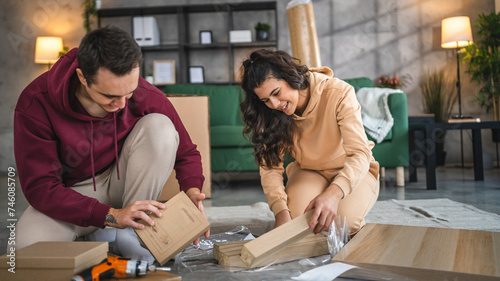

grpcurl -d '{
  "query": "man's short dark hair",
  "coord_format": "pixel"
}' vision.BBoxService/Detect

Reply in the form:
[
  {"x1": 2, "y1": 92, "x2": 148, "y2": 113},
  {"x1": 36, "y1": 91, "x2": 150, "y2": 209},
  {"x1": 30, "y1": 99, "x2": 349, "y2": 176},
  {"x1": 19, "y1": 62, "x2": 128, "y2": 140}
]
[{"x1": 78, "y1": 26, "x2": 143, "y2": 85}]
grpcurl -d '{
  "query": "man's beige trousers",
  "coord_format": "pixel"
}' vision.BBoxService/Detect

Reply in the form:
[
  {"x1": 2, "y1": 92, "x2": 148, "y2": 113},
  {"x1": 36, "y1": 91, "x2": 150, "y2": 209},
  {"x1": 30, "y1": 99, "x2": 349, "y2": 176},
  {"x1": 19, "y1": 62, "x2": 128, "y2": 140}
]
[{"x1": 16, "y1": 114, "x2": 179, "y2": 250}]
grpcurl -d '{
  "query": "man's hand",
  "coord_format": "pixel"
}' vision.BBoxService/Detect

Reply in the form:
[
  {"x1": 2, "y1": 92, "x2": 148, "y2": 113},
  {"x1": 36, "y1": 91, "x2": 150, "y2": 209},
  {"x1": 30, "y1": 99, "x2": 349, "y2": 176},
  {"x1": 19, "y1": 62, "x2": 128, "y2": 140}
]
[
  {"x1": 104, "y1": 200, "x2": 165, "y2": 229},
  {"x1": 274, "y1": 209, "x2": 292, "y2": 229},
  {"x1": 304, "y1": 184, "x2": 344, "y2": 234},
  {"x1": 186, "y1": 187, "x2": 210, "y2": 245}
]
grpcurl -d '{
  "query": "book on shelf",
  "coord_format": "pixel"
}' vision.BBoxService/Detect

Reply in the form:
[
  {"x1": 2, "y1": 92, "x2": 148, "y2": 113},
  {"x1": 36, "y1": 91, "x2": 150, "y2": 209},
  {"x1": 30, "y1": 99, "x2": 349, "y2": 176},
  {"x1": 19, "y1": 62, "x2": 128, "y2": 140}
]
[{"x1": 447, "y1": 117, "x2": 481, "y2": 123}]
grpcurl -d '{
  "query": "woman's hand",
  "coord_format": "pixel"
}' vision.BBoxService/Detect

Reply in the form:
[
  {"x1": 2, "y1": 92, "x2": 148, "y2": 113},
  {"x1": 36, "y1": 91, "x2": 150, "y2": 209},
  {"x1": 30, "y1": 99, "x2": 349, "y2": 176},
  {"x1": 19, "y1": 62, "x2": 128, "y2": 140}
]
[
  {"x1": 274, "y1": 209, "x2": 292, "y2": 228},
  {"x1": 304, "y1": 184, "x2": 344, "y2": 234},
  {"x1": 186, "y1": 188, "x2": 210, "y2": 245},
  {"x1": 105, "y1": 200, "x2": 166, "y2": 229}
]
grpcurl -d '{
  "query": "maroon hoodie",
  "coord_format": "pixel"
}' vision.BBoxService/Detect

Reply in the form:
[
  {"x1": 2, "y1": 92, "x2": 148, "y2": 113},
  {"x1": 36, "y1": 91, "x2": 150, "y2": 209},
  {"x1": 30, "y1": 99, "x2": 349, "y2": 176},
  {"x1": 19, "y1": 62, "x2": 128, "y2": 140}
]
[{"x1": 14, "y1": 48, "x2": 204, "y2": 228}]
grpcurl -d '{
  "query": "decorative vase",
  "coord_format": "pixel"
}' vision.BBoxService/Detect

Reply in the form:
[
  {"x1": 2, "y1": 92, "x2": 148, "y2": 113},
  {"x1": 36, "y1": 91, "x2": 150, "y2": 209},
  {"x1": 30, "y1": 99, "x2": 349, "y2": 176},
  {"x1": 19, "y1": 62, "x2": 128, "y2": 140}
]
[{"x1": 256, "y1": 30, "x2": 269, "y2": 41}]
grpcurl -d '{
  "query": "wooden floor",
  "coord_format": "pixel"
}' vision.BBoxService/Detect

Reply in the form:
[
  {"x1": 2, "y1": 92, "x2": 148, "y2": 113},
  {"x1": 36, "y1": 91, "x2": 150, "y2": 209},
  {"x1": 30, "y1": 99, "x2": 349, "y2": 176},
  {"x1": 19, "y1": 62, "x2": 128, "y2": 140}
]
[{"x1": 333, "y1": 223, "x2": 500, "y2": 280}]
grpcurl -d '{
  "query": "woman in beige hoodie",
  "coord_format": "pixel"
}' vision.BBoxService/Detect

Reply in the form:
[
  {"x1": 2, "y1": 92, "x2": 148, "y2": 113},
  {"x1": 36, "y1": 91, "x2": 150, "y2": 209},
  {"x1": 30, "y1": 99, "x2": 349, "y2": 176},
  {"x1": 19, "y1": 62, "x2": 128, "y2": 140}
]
[{"x1": 240, "y1": 49, "x2": 379, "y2": 235}]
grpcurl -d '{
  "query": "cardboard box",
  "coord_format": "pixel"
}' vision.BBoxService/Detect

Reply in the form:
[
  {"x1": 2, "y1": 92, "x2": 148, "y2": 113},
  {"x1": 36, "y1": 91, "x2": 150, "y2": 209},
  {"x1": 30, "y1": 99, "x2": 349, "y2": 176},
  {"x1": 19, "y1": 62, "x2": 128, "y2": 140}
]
[
  {"x1": 160, "y1": 95, "x2": 211, "y2": 200},
  {"x1": 0, "y1": 241, "x2": 107, "y2": 281},
  {"x1": 135, "y1": 191, "x2": 210, "y2": 265},
  {"x1": 229, "y1": 30, "x2": 252, "y2": 43}
]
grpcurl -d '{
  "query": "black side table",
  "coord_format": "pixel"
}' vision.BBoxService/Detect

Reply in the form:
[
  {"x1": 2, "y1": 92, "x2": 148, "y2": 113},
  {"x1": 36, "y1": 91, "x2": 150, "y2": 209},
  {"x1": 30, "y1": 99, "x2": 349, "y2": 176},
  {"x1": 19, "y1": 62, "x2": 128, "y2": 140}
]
[{"x1": 408, "y1": 115, "x2": 435, "y2": 183}]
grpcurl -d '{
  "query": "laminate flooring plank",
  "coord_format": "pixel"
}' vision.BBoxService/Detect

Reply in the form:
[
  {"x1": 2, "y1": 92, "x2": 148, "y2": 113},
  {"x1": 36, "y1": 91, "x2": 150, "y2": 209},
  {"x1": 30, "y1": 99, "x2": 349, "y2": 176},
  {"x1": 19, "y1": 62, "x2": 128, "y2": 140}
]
[{"x1": 333, "y1": 224, "x2": 500, "y2": 278}]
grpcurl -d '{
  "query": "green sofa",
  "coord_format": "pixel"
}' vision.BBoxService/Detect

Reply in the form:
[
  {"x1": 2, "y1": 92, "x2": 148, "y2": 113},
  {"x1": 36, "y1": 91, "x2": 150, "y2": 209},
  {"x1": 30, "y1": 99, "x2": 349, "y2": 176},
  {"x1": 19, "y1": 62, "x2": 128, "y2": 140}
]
[
  {"x1": 344, "y1": 77, "x2": 409, "y2": 186},
  {"x1": 164, "y1": 79, "x2": 409, "y2": 185},
  {"x1": 164, "y1": 84, "x2": 256, "y2": 172}
]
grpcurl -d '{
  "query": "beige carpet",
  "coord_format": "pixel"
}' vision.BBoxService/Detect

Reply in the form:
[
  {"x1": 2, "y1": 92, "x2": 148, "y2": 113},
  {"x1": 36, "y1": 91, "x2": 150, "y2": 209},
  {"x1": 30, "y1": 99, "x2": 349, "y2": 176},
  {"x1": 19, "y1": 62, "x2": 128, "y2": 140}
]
[{"x1": 205, "y1": 198, "x2": 500, "y2": 235}]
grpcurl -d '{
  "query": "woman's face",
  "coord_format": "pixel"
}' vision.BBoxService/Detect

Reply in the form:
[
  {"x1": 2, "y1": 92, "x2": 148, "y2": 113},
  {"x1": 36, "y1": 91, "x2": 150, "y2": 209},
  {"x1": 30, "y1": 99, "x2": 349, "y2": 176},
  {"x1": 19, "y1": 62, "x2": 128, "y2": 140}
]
[{"x1": 254, "y1": 76, "x2": 304, "y2": 115}]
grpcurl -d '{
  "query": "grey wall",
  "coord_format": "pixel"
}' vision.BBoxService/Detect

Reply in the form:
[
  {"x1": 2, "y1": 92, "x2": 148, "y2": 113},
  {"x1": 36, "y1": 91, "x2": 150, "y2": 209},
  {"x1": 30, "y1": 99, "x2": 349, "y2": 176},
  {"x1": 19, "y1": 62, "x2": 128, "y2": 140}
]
[{"x1": 0, "y1": 0, "x2": 496, "y2": 172}]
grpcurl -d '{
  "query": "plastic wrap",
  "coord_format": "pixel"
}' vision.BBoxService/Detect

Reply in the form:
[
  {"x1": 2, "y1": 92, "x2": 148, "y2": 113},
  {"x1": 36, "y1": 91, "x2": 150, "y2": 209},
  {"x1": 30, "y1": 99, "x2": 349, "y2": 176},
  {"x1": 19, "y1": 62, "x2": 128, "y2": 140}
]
[
  {"x1": 166, "y1": 225, "x2": 415, "y2": 280},
  {"x1": 327, "y1": 216, "x2": 350, "y2": 257},
  {"x1": 286, "y1": 0, "x2": 312, "y2": 9}
]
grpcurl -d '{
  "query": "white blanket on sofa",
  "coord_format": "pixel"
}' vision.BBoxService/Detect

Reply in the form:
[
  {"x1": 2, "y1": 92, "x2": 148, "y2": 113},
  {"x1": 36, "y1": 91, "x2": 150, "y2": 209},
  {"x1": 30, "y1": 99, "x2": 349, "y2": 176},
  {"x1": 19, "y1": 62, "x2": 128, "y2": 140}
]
[{"x1": 356, "y1": 87, "x2": 403, "y2": 143}]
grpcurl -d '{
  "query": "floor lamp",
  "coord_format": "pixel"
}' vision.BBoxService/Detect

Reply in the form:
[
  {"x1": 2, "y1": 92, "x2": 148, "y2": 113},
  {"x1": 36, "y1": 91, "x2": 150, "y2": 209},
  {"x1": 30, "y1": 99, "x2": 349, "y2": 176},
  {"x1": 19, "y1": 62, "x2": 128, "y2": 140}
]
[{"x1": 441, "y1": 16, "x2": 474, "y2": 167}]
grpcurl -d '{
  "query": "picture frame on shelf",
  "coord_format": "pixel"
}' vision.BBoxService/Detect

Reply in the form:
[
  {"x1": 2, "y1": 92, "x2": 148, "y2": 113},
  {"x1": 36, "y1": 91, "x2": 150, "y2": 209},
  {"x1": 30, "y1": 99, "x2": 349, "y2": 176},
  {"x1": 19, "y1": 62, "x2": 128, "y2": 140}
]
[
  {"x1": 199, "y1": 30, "x2": 212, "y2": 44},
  {"x1": 153, "y1": 60, "x2": 175, "y2": 85},
  {"x1": 189, "y1": 66, "x2": 205, "y2": 84}
]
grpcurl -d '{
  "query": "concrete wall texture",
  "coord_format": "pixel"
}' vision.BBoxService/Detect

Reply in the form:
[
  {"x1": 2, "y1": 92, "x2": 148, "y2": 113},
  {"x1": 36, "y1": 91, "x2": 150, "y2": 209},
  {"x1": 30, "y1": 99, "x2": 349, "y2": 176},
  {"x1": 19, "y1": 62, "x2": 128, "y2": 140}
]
[{"x1": 0, "y1": 0, "x2": 497, "y2": 172}]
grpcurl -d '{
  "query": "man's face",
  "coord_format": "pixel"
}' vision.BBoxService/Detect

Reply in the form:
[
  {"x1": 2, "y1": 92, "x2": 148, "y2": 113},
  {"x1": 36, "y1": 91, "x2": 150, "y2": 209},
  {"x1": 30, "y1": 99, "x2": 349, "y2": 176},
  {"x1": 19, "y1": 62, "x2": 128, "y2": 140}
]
[{"x1": 81, "y1": 67, "x2": 140, "y2": 113}]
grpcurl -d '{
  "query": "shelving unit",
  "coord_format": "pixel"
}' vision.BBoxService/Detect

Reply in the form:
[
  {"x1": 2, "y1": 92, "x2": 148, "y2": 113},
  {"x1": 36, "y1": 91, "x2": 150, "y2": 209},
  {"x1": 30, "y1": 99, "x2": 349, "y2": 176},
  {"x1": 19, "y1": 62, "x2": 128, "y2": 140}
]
[{"x1": 97, "y1": 1, "x2": 278, "y2": 85}]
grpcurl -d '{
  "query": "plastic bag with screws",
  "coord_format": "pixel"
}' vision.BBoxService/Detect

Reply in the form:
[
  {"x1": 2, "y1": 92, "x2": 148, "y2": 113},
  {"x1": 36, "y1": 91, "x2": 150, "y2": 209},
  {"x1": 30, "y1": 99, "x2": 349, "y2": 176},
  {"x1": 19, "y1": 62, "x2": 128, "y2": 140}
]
[{"x1": 327, "y1": 215, "x2": 350, "y2": 257}]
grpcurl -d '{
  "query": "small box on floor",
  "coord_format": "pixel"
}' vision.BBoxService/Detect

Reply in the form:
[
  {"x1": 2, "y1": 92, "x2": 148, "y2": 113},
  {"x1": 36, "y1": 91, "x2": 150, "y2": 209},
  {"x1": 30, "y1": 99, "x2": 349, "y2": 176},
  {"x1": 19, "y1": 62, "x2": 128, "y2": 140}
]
[{"x1": 0, "y1": 241, "x2": 108, "y2": 281}]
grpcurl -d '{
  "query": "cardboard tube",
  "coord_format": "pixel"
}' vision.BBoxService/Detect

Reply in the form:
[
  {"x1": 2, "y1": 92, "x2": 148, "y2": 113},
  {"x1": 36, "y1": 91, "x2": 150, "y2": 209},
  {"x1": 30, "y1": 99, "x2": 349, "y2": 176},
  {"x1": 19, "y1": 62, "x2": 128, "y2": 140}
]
[{"x1": 287, "y1": 0, "x2": 322, "y2": 67}]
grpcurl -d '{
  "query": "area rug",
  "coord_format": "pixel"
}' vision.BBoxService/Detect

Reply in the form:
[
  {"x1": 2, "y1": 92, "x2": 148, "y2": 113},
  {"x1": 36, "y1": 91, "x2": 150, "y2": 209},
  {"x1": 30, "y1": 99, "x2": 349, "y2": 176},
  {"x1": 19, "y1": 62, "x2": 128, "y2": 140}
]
[{"x1": 205, "y1": 198, "x2": 500, "y2": 235}]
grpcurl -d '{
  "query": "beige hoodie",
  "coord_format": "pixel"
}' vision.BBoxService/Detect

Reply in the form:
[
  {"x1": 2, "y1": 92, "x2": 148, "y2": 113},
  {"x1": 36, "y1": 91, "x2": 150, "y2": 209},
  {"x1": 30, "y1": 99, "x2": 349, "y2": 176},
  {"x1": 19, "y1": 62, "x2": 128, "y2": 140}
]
[{"x1": 260, "y1": 67, "x2": 379, "y2": 216}]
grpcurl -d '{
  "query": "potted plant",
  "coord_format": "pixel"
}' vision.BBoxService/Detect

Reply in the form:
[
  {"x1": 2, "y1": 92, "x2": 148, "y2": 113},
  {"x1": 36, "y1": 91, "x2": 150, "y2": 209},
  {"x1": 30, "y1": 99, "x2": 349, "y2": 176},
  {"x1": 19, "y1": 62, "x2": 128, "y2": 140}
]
[
  {"x1": 420, "y1": 69, "x2": 457, "y2": 165},
  {"x1": 461, "y1": 11, "x2": 500, "y2": 145},
  {"x1": 255, "y1": 21, "x2": 271, "y2": 41},
  {"x1": 82, "y1": 0, "x2": 98, "y2": 33}
]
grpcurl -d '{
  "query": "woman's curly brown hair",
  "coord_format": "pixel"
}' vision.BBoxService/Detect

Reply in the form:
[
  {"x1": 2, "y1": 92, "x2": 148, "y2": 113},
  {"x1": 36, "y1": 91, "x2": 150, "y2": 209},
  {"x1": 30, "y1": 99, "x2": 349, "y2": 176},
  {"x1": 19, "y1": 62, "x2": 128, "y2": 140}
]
[{"x1": 240, "y1": 49, "x2": 309, "y2": 168}]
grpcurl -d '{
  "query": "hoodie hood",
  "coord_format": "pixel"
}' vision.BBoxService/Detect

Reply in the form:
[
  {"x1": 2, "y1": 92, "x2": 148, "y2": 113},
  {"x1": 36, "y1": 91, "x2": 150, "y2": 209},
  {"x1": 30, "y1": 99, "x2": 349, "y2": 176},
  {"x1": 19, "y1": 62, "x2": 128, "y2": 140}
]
[
  {"x1": 47, "y1": 47, "x2": 114, "y2": 122},
  {"x1": 46, "y1": 47, "x2": 120, "y2": 189},
  {"x1": 294, "y1": 66, "x2": 334, "y2": 119}
]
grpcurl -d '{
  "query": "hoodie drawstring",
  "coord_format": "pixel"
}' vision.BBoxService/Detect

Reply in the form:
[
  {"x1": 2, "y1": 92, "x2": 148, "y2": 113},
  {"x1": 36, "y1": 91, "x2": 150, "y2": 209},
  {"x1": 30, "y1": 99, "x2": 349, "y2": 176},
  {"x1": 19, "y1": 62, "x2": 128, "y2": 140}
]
[
  {"x1": 89, "y1": 114, "x2": 120, "y2": 192},
  {"x1": 90, "y1": 121, "x2": 96, "y2": 191},
  {"x1": 113, "y1": 112, "x2": 120, "y2": 181}
]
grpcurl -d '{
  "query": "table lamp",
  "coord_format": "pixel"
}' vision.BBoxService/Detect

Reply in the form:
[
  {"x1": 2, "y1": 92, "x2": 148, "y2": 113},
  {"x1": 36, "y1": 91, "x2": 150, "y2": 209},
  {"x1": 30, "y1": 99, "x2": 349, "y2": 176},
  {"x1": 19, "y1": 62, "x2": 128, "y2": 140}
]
[
  {"x1": 35, "y1": 36, "x2": 63, "y2": 70},
  {"x1": 441, "y1": 16, "x2": 474, "y2": 119}
]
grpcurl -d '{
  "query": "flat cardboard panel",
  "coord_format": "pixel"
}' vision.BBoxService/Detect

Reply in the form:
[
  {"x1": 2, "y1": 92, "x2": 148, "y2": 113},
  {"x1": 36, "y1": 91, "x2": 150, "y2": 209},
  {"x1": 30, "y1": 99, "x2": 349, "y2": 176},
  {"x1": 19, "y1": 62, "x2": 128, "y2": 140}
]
[
  {"x1": 159, "y1": 95, "x2": 211, "y2": 201},
  {"x1": 135, "y1": 191, "x2": 210, "y2": 265},
  {"x1": 333, "y1": 224, "x2": 500, "y2": 278},
  {"x1": 0, "y1": 241, "x2": 107, "y2": 281}
]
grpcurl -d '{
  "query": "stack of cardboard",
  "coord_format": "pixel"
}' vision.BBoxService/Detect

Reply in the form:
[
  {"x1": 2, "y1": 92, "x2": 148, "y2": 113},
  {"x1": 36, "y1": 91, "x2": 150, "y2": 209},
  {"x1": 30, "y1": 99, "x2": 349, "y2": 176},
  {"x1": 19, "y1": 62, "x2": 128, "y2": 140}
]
[{"x1": 0, "y1": 241, "x2": 107, "y2": 281}]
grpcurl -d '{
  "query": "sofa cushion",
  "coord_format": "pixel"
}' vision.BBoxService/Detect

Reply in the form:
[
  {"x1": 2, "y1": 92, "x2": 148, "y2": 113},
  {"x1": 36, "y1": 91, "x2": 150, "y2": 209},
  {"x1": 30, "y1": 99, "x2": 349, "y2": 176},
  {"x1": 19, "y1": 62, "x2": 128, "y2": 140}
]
[
  {"x1": 211, "y1": 125, "x2": 252, "y2": 147},
  {"x1": 163, "y1": 84, "x2": 244, "y2": 127},
  {"x1": 344, "y1": 77, "x2": 373, "y2": 91}
]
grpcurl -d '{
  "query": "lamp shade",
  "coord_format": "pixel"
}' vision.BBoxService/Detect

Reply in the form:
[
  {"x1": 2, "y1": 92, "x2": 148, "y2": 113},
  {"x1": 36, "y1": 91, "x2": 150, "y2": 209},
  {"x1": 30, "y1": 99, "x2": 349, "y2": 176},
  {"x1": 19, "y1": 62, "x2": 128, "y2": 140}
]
[
  {"x1": 441, "y1": 16, "x2": 473, "y2": 48},
  {"x1": 35, "y1": 36, "x2": 63, "y2": 64}
]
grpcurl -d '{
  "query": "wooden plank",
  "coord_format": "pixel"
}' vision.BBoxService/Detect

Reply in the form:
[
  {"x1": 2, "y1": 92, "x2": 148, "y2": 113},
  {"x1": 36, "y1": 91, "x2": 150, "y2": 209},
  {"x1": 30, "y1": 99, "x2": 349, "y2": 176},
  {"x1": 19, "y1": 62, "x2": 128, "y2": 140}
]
[
  {"x1": 216, "y1": 234, "x2": 328, "y2": 269},
  {"x1": 339, "y1": 261, "x2": 500, "y2": 281},
  {"x1": 333, "y1": 224, "x2": 500, "y2": 278},
  {"x1": 240, "y1": 210, "x2": 315, "y2": 268}
]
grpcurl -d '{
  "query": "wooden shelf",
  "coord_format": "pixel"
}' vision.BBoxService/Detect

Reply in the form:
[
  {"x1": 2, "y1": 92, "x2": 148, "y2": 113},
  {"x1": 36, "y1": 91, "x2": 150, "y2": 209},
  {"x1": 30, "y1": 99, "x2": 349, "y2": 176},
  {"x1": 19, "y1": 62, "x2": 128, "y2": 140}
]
[{"x1": 98, "y1": 2, "x2": 278, "y2": 84}]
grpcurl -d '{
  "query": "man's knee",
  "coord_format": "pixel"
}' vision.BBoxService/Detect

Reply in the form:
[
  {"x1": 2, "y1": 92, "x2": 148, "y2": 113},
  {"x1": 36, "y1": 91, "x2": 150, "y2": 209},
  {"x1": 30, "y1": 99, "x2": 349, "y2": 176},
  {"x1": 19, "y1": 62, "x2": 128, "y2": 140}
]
[
  {"x1": 136, "y1": 113, "x2": 179, "y2": 147},
  {"x1": 15, "y1": 206, "x2": 78, "y2": 250}
]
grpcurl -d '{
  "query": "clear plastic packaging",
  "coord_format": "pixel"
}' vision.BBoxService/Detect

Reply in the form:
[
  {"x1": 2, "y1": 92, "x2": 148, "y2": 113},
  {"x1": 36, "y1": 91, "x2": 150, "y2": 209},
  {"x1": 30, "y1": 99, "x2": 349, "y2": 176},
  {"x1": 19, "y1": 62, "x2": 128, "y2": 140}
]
[
  {"x1": 167, "y1": 225, "x2": 417, "y2": 280},
  {"x1": 286, "y1": 0, "x2": 312, "y2": 9},
  {"x1": 327, "y1": 215, "x2": 350, "y2": 257}
]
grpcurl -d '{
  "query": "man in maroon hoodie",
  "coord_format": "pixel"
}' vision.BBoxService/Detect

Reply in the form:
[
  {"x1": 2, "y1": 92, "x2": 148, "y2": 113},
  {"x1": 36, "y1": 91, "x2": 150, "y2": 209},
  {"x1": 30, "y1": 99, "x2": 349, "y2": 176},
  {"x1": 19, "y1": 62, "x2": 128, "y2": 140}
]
[{"x1": 13, "y1": 26, "x2": 209, "y2": 257}]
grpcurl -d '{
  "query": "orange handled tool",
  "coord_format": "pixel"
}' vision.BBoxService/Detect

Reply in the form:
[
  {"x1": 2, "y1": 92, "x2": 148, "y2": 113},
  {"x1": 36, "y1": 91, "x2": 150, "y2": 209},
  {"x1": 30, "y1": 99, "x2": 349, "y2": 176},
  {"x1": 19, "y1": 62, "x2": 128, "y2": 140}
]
[{"x1": 71, "y1": 256, "x2": 170, "y2": 281}]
